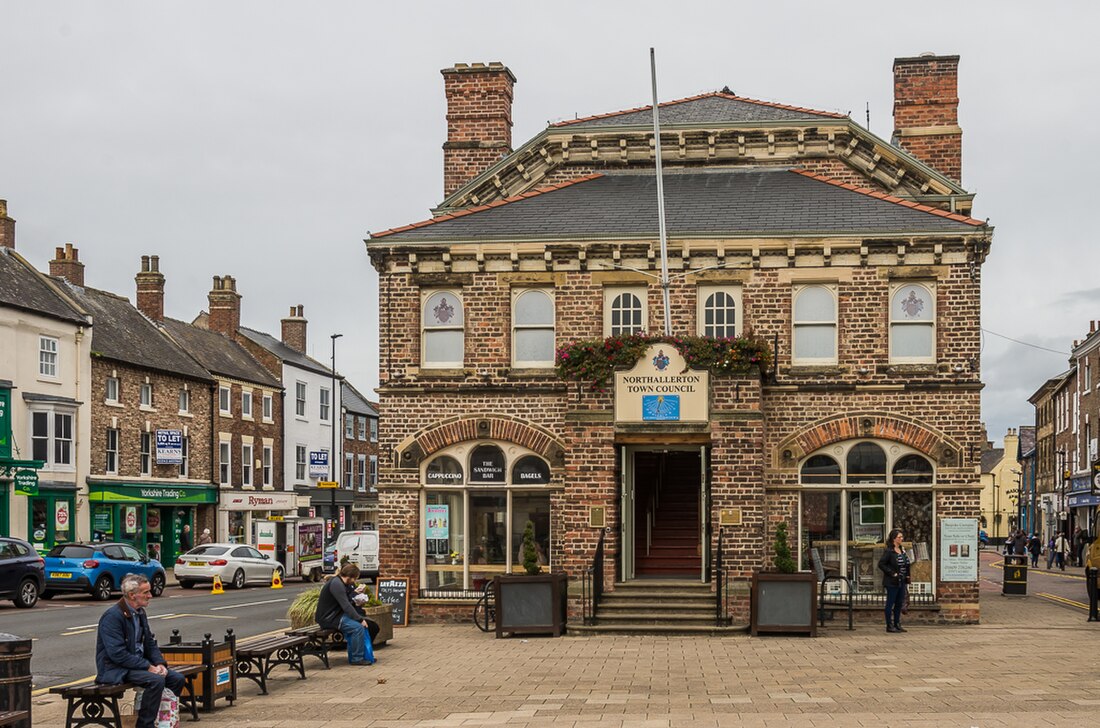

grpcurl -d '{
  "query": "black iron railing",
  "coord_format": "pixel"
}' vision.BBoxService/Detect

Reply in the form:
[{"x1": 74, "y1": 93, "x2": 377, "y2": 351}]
[
  {"x1": 582, "y1": 530, "x2": 606, "y2": 625},
  {"x1": 714, "y1": 527, "x2": 731, "y2": 626}
]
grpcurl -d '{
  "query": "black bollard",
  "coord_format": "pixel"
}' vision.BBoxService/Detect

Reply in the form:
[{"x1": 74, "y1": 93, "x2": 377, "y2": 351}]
[{"x1": 0, "y1": 633, "x2": 32, "y2": 728}]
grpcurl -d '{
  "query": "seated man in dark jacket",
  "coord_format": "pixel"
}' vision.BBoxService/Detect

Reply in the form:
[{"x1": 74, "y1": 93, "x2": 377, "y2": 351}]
[
  {"x1": 96, "y1": 573, "x2": 185, "y2": 728},
  {"x1": 316, "y1": 563, "x2": 375, "y2": 665}
]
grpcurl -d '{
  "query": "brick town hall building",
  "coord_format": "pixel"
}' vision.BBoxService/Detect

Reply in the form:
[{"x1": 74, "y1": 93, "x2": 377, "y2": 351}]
[{"x1": 367, "y1": 55, "x2": 992, "y2": 626}]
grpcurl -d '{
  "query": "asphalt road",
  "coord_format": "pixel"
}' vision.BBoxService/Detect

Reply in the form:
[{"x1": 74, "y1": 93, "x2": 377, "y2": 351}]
[
  {"x1": 0, "y1": 578, "x2": 318, "y2": 692},
  {"x1": 979, "y1": 546, "x2": 1095, "y2": 614}
]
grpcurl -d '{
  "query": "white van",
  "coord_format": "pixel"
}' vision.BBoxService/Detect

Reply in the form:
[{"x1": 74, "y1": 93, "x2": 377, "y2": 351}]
[{"x1": 333, "y1": 530, "x2": 380, "y2": 580}]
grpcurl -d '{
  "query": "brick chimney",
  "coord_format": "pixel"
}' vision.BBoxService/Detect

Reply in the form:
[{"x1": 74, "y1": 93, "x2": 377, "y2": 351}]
[
  {"x1": 207, "y1": 275, "x2": 242, "y2": 337},
  {"x1": 49, "y1": 243, "x2": 85, "y2": 287},
  {"x1": 281, "y1": 304, "x2": 307, "y2": 353},
  {"x1": 0, "y1": 200, "x2": 14, "y2": 250},
  {"x1": 135, "y1": 255, "x2": 165, "y2": 321},
  {"x1": 441, "y1": 62, "x2": 516, "y2": 199},
  {"x1": 893, "y1": 53, "x2": 962, "y2": 183}
]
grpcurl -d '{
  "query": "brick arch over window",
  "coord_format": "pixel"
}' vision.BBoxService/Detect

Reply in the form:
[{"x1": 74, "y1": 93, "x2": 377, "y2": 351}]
[
  {"x1": 775, "y1": 412, "x2": 963, "y2": 469},
  {"x1": 396, "y1": 414, "x2": 566, "y2": 469}
]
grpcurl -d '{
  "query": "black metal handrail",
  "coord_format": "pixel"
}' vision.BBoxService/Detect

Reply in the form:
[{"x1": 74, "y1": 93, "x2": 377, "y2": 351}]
[
  {"x1": 714, "y1": 527, "x2": 730, "y2": 626},
  {"x1": 583, "y1": 529, "x2": 606, "y2": 625}
]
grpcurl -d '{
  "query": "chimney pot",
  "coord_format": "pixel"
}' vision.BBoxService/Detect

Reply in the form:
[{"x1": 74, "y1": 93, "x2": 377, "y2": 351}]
[
  {"x1": 207, "y1": 273, "x2": 242, "y2": 337},
  {"x1": 0, "y1": 200, "x2": 13, "y2": 250},
  {"x1": 49, "y1": 243, "x2": 85, "y2": 287},
  {"x1": 150, "y1": 255, "x2": 159, "y2": 272},
  {"x1": 134, "y1": 253, "x2": 165, "y2": 321},
  {"x1": 281, "y1": 305, "x2": 308, "y2": 354}
]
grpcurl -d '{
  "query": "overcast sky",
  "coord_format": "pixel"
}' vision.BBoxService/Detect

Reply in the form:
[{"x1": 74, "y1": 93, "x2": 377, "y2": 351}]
[{"x1": 2, "y1": 1, "x2": 1096, "y2": 448}]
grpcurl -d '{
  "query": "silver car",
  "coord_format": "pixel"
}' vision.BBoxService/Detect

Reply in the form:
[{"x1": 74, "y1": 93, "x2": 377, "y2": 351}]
[{"x1": 174, "y1": 543, "x2": 283, "y2": 590}]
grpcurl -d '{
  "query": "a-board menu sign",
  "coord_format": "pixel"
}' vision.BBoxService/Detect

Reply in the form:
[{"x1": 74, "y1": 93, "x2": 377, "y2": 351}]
[{"x1": 376, "y1": 577, "x2": 409, "y2": 627}]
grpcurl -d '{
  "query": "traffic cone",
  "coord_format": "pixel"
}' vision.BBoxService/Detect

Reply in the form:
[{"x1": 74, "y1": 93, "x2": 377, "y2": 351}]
[
  {"x1": 271, "y1": 570, "x2": 283, "y2": 589},
  {"x1": 211, "y1": 575, "x2": 224, "y2": 594}
]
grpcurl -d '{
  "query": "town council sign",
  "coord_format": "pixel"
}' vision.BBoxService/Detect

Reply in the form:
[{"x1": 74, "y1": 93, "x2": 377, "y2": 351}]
[{"x1": 615, "y1": 344, "x2": 709, "y2": 424}]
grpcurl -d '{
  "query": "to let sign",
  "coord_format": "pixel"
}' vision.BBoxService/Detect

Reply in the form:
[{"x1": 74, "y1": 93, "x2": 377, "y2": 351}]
[
  {"x1": 155, "y1": 429, "x2": 183, "y2": 465},
  {"x1": 309, "y1": 451, "x2": 329, "y2": 478}
]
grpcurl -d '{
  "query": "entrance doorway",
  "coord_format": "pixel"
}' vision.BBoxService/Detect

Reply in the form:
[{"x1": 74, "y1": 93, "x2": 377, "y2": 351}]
[{"x1": 621, "y1": 448, "x2": 706, "y2": 581}]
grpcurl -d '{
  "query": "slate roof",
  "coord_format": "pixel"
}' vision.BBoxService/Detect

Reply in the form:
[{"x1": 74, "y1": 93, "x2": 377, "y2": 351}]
[
  {"x1": 552, "y1": 92, "x2": 846, "y2": 129},
  {"x1": 0, "y1": 247, "x2": 88, "y2": 325},
  {"x1": 161, "y1": 318, "x2": 282, "y2": 389},
  {"x1": 60, "y1": 284, "x2": 211, "y2": 381},
  {"x1": 1018, "y1": 426, "x2": 1036, "y2": 458},
  {"x1": 341, "y1": 381, "x2": 377, "y2": 417},
  {"x1": 981, "y1": 448, "x2": 1006, "y2": 474},
  {"x1": 239, "y1": 326, "x2": 334, "y2": 378},
  {"x1": 372, "y1": 168, "x2": 985, "y2": 243}
]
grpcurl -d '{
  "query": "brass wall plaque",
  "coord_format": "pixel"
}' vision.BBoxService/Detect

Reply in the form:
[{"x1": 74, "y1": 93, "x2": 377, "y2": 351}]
[
  {"x1": 589, "y1": 506, "x2": 606, "y2": 528},
  {"x1": 719, "y1": 508, "x2": 742, "y2": 526}
]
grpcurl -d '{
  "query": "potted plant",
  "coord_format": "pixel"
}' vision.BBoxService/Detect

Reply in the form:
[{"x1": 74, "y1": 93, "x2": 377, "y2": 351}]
[
  {"x1": 750, "y1": 521, "x2": 817, "y2": 636},
  {"x1": 286, "y1": 578, "x2": 394, "y2": 645},
  {"x1": 493, "y1": 521, "x2": 568, "y2": 638}
]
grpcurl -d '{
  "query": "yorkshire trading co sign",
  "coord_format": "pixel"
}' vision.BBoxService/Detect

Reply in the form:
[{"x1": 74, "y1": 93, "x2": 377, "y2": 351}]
[{"x1": 614, "y1": 345, "x2": 709, "y2": 424}]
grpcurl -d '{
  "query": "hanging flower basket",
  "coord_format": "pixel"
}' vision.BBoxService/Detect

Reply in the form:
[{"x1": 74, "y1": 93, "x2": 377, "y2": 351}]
[{"x1": 555, "y1": 332, "x2": 772, "y2": 390}]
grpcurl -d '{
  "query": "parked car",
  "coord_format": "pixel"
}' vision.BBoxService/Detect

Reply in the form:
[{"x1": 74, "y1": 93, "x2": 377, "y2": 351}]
[
  {"x1": 332, "y1": 530, "x2": 379, "y2": 580},
  {"x1": 42, "y1": 542, "x2": 167, "y2": 601},
  {"x1": 322, "y1": 542, "x2": 336, "y2": 574},
  {"x1": 0, "y1": 536, "x2": 46, "y2": 608},
  {"x1": 174, "y1": 543, "x2": 284, "y2": 589}
]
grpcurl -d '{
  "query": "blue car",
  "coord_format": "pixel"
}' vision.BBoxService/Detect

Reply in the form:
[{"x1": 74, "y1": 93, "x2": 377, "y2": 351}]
[{"x1": 42, "y1": 542, "x2": 167, "y2": 601}]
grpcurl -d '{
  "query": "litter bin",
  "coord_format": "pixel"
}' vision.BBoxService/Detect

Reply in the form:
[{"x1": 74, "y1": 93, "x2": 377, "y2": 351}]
[
  {"x1": 1003, "y1": 554, "x2": 1028, "y2": 596},
  {"x1": 0, "y1": 633, "x2": 32, "y2": 728}
]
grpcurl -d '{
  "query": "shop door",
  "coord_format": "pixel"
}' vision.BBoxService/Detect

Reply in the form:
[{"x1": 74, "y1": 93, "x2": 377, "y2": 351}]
[
  {"x1": 619, "y1": 445, "x2": 634, "y2": 580},
  {"x1": 624, "y1": 448, "x2": 704, "y2": 581},
  {"x1": 28, "y1": 494, "x2": 75, "y2": 553}
]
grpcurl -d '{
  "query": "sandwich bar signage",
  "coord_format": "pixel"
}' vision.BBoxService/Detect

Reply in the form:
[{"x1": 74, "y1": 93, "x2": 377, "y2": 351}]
[{"x1": 615, "y1": 345, "x2": 709, "y2": 424}]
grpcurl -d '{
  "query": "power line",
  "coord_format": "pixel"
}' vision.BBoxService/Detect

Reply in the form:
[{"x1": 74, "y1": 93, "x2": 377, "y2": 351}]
[{"x1": 981, "y1": 328, "x2": 1069, "y2": 356}]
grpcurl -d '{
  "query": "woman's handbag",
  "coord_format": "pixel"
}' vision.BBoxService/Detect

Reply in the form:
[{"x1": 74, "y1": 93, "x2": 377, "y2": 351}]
[
  {"x1": 156, "y1": 688, "x2": 179, "y2": 728},
  {"x1": 900, "y1": 593, "x2": 910, "y2": 615}
]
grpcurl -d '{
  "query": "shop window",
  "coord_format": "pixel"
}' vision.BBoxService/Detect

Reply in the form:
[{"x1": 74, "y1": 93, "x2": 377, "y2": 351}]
[
  {"x1": 846, "y1": 442, "x2": 886, "y2": 484},
  {"x1": 105, "y1": 428, "x2": 119, "y2": 474},
  {"x1": 892, "y1": 454, "x2": 934, "y2": 485},
  {"x1": 792, "y1": 284, "x2": 837, "y2": 364},
  {"x1": 424, "y1": 491, "x2": 465, "y2": 591},
  {"x1": 511, "y1": 456, "x2": 551, "y2": 485},
  {"x1": 800, "y1": 490, "x2": 842, "y2": 579},
  {"x1": 800, "y1": 454, "x2": 840, "y2": 485},
  {"x1": 422, "y1": 290, "x2": 464, "y2": 368},
  {"x1": 510, "y1": 493, "x2": 551, "y2": 572},
  {"x1": 229, "y1": 511, "x2": 246, "y2": 544},
  {"x1": 31, "y1": 410, "x2": 73, "y2": 468},
  {"x1": 512, "y1": 289, "x2": 555, "y2": 367},
  {"x1": 697, "y1": 286, "x2": 741, "y2": 338},
  {"x1": 470, "y1": 492, "x2": 507, "y2": 567},
  {"x1": 140, "y1": 433, "x2": 152, "y2": 476},
  {"x1": 426, "y1": 455, "x2": 463, "y2": 485},
  {"x1": 890, "y1": 282, "x2": 935, "y2": 363},
  {"x1": 604, "y1": 287, "x2": 646, "y2": 336},
  {"x1": 39, "y1": 336, "x2": 58, "y2": 377},
  {"x1": 469, "y1": 445, "x2": 506, "y2": 483}
]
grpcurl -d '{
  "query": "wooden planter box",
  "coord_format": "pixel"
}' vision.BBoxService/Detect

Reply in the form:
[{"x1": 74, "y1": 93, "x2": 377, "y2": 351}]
[
  {"x1": 493, "y1": 573, "x2": 568, "y2": 638},
  {"x1": 750, "y1": 571, "x2": 817, "y2": 637},
  {"x1": 362, "y1": 604, "x2": 394, "y2": 645}
]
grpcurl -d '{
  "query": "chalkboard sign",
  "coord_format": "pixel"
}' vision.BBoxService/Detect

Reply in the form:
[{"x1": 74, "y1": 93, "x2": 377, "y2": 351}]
[{"x1": 376, "y1": 577, "x2": 409, "y2": 627}]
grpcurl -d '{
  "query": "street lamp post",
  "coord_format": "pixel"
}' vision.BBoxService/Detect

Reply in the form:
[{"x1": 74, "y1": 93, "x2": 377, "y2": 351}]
[{"x1": 331, "y1": 333, "x2": 343, "y2": 540}]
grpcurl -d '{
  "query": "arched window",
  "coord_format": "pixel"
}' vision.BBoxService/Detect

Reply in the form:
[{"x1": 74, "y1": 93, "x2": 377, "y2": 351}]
[
  {"x1": 792, "y1": 285, "x2": 837, "y2": 364},
  {"x1": 425, "y1": 456, "x2": 464, "y2": 485},
  {"x1": 513, "y1": 289, "x2": 555, "y2": 367},
  {"x1": 892, "y1": 454, "x2": 934, "y2": 485},
  {"x1": 846, "y1": 442, "x2": 886, "y2": 484},
  {"x1": 701, "y1": 289, "x2": 738, "y2": 338},
  {"x1": 469, "y1": 444, "x2": 506, "y2": 483},
  {"x1": 422, "y1": 291, "x2": 464, "y2": 368},
  {"x1": 800, "y1": 454, "x2": 841, "y2": 484},
  {"x1": 511, "y1": 455, "x2": 550, "y2": 485},
  {"x1": 606, "y1": 288, "x2": 645, "y2": 336},
  {"x1": 890, "y1": 283, "x2": 935, "y2": 363}
]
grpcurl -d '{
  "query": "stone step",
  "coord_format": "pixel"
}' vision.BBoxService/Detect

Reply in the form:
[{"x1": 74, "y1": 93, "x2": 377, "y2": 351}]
[
  {"x1": 594, "y1": 612, "x2": 717, "y2": 625},
  {"x1": 613, "y1": 579, "x2": 711, "y2": 590},
  {"x1": 601, "y1": 593, "x2": 714, "y2": 606},
  {"x1": 599, "y1": 600, "x2": 714, "y2": 612},
  {"x1": 568, "y1": 623, "x2": 749, "y2": 637}
]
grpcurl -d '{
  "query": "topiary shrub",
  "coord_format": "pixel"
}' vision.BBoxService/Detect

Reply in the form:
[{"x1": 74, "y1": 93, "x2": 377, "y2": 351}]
[
  {"x1": 522, "y1": 520, "x2": 541, "y2": 575},
  {"x1": 772, "y1": 521, "x2": 797, "y2": 573}
]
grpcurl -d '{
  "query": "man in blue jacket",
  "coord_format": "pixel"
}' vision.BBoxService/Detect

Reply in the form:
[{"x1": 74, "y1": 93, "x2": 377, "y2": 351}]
[{"x1": 95, "y1": 573, "x2": 185, "y2": 727}]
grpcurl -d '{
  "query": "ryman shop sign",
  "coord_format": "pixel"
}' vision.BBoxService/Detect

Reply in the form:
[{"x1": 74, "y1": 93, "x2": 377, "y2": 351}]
[{"x1": 615, "y1": 345, "x2": 709, "y2": 424}]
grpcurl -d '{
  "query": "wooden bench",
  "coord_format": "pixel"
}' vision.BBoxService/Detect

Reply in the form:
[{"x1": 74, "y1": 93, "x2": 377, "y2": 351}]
[
  {"x1": 0, "y1": 710, "x2": 30, "y2": 727},
  {"x1": 50, "y1": 664, "x2": 203, "y2": 728},
  {"x1": 811, "y1": 547, "x2": 854, "y2": 630},
  {"x1": 235, "y1": 634, "x2": 308, "y2": 695},
  {"x1": 285, "y1": 624, "x2": 345, "y2": 669}
]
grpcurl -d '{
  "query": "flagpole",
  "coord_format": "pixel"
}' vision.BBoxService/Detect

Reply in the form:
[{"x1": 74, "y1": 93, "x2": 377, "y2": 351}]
[{"x1": 650, "y1": 48, "x2": 672, "y2": 336}]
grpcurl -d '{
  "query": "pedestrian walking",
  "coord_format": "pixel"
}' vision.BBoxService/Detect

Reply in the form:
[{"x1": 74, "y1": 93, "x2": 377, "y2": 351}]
[
  {"x1": 878, "y1": 528, "x2": 910, "y2": 633},
  {"x1": 197, "y1": 528, "x2": 213, "y2": 546},
  {"x1": 1047, "y1": 535, "x2": 1056, "y2": 569},
  {"x1": 1013, "y1": 529, "x2": 1027, "y2": 556},
  {"x1": 1073, "y1": 526, "x2": 1086, "y2": 567},
  {"x1": 1028, "y1": 533, "x2": 1042, "y2": 568},
  {"x1": 1085, "y1": 526, "x2": 1100, "y2": 622},
  {"x1": 1054, "y1": 532, "x2": 1070, "y2": 571},
  {"x1": 179, "y1": 523, "x2": 192, "y2": 553}
]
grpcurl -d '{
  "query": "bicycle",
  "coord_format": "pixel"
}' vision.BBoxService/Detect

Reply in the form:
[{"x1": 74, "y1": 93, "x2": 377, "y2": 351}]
[{"x1": 473, "y1": 581, "x2": 495, "y2": 632}]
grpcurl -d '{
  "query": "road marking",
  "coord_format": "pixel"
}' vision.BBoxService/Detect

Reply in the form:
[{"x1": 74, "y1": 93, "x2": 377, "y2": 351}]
[
  {"x1": 210, "y1": 598, "x2": 287, "y2": 611},
  {"x1": 1035, "y1": 592, "x2": 1088, "y2": 610},
  {"x1": 32, "y1": 673, "x2": 98, "y2": 697},
  {"x1": 161, "y1": 613, "x2": 235, "y2": 620},
  {"x1": 61, "y1": 628, "x2": 96, "y2": 636}
]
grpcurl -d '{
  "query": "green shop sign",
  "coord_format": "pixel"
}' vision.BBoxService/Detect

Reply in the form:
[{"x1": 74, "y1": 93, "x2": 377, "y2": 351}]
[
  {"x1": 88, "y1": 482, "x2": 217, "y2": 504},
  {"x1": 14, "y1": 470, "x2": 38, "y2": 496}
]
